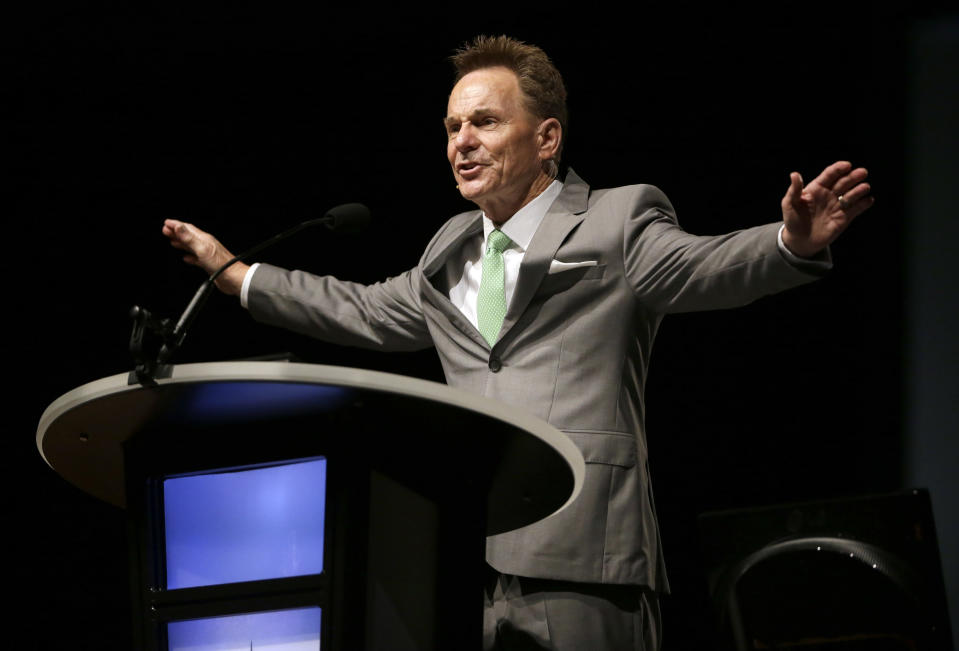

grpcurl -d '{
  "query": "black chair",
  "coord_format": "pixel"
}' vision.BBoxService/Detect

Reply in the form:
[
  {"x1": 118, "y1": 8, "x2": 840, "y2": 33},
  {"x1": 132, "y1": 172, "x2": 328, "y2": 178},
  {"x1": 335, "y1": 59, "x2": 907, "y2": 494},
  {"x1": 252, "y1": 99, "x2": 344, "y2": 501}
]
[{"x1": 698, "y1": 489, "x2": 953, "y2": 650}]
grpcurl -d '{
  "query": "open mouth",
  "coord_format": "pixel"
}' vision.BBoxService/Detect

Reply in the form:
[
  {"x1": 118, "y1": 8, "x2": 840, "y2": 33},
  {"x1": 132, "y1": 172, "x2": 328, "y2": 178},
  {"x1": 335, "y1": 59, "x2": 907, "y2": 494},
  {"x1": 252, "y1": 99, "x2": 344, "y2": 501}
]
[{"x1": 457, "y1": 161, "x2": 484, "y2": 178}]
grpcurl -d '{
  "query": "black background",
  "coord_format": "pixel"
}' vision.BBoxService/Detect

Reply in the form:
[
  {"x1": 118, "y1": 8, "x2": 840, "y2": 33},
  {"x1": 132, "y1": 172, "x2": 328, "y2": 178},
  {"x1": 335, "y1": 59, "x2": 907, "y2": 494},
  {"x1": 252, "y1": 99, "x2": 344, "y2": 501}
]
[{"x1": 8, "y1": 4, "x2": 946, "y2": 648}]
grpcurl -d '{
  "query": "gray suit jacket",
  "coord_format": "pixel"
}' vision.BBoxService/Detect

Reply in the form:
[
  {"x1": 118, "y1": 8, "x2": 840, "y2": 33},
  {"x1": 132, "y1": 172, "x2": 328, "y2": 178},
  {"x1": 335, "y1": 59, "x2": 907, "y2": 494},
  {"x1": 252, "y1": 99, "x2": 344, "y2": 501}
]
[{"x1": 248, "y1": 169, "x2": 828, "y2": 592}]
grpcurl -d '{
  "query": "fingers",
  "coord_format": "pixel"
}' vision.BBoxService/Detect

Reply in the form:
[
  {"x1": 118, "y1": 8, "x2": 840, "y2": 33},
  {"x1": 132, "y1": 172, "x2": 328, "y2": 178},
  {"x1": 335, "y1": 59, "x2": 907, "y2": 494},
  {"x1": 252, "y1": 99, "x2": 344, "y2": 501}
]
[
  {"x1": 812, "y1": 160, "x2": 854, "y2": 189},
  {"x1": 162, "y1": 219, "x2": 193, "y2": 246},
  {"x1": 832, "y1": 166, "x2": 869, "y2": 197},
  {"x1": 831, "y1": 166, "x2": 872, "y2": 217},
  {"x1": 807, "y1": 161, "x2": 874, "y2": 216},
  {"x1": 839, "y1": 191, "x2": 875, "y2": 221},
  {"x1": 838, "y1": 181, "x2": 872, "y2": 205},
  {"x1": 162, "y1": 218, "x2": 187, "y2": 233},
  {"x1": 162, "y1": 219, "x2": 213, "y2": 253},
  {"x1": 781, "y1": 171, "x2": 804, "y2": 209},
  {"x1": 814, "y1": 161, "x2": 871, "y2": 201},
  {"x1": 163, "y1": 219, "x2": 198, "y2": 241},
  {"x1": 789, "y1": 171, "x2": 803, "y2": 196}
]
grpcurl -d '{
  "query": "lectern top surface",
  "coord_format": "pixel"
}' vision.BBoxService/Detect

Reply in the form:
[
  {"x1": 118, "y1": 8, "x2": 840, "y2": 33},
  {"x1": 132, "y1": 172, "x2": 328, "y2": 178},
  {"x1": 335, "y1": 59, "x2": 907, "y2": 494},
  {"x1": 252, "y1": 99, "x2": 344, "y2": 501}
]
[{"x1": 37, "y1": 361, "x2": 585, "y2": 536}]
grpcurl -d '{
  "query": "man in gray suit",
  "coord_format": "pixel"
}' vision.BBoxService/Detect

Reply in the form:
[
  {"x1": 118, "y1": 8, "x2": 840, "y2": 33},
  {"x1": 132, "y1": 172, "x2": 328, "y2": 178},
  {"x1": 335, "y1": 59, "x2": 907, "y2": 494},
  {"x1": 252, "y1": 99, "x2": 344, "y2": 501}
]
[{"x1": 164, "y1": 35, "x2": 873, "y2": 651}]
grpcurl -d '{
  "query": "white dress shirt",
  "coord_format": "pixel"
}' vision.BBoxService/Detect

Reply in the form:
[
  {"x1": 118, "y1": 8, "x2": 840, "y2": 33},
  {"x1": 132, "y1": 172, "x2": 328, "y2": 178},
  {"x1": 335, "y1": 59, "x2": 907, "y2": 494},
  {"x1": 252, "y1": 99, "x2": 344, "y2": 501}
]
[{"x1": 445, "y1": 180, "x2": 564, "y2": 330}]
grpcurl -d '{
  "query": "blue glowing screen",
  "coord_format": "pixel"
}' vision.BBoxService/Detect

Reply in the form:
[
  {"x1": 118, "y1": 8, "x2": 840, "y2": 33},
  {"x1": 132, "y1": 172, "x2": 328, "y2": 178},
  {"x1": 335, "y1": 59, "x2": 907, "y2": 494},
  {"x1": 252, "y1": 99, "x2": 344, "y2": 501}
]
[
  {"x1": 167, "y1": 607, "x2": 321, "y2": 650},
  {"x1": 164, "y1": 458, "x2": 326, "y2": 589}
]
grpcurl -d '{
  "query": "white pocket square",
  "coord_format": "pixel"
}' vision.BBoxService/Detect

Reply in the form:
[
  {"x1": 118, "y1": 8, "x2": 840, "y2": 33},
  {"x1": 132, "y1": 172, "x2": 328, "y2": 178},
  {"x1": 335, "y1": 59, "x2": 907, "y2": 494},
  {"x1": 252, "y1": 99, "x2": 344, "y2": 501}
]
[{"x1": 548, "y1": 259, "x2": 598, "y2": 274}]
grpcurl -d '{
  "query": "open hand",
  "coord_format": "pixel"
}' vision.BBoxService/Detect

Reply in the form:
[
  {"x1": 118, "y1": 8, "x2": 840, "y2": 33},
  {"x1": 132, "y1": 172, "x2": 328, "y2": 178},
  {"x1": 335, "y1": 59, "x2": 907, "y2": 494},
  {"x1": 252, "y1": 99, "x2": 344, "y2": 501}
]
[{"x1": 781, "y1": 161, "x2": 874, "y2": 258}]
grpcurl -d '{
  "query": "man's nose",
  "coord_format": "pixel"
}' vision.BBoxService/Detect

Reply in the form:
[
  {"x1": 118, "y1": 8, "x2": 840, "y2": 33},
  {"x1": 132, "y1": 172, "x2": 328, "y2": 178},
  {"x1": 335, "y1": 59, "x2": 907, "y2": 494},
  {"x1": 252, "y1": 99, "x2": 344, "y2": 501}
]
[{"x1": 454, "y1": 123, "x2": 479, "y2": 151}]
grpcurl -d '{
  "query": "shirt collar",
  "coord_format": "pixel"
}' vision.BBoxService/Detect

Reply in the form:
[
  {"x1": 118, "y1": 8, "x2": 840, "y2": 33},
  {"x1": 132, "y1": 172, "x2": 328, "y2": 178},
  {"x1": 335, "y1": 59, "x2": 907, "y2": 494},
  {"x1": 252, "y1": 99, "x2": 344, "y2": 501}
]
[{"x1": 482, "y1": 180, "x2": 563, "y2": 252}]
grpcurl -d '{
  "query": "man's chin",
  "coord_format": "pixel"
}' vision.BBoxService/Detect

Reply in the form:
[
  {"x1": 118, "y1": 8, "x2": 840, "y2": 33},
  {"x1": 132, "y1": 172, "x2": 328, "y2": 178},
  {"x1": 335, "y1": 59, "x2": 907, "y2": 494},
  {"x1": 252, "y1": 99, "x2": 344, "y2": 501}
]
[{"x1": 456, "y1": 181, "x2": 486, "y2": 202}]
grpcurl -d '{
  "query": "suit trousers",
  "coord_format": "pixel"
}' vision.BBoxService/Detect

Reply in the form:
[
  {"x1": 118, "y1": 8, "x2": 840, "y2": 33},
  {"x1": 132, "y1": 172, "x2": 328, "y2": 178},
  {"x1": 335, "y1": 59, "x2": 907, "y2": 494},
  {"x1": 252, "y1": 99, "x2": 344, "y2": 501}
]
[{"x1": 483, "y1": 569, "x2": 661, "y2": 651}]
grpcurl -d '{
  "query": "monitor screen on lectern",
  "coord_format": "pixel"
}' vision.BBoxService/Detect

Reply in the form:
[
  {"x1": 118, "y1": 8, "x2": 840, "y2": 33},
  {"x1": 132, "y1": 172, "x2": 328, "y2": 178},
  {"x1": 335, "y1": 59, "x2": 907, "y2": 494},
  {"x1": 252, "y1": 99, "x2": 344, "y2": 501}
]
[
  {"x1": 163, "y1": 457, "x2": 327, "y2": 589},
  {"x1": 167, "y1": 606, "x2": 321, "y2": 650}
]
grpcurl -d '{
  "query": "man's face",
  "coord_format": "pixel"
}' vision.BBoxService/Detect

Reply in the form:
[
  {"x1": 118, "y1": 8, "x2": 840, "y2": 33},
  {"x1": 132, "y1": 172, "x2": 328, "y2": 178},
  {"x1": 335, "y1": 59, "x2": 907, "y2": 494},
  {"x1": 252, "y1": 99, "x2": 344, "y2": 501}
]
[{"x1": 445, "y1": 67, "x2": 544, "y2": 214}]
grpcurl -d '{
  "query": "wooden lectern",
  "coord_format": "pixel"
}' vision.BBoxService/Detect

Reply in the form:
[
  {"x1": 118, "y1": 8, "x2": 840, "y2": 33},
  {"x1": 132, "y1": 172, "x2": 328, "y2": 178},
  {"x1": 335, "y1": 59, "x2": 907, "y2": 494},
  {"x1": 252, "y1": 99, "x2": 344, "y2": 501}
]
[{"x1": 37, "y1": 361, "x2": 584, "y2": 650}]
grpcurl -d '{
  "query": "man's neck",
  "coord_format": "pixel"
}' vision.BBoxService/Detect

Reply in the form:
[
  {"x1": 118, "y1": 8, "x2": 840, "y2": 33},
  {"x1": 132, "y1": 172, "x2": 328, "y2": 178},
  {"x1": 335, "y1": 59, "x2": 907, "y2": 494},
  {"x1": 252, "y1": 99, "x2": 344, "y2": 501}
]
[{"x1": 484, "y1": 172, "x2": 555, "y2": 226}]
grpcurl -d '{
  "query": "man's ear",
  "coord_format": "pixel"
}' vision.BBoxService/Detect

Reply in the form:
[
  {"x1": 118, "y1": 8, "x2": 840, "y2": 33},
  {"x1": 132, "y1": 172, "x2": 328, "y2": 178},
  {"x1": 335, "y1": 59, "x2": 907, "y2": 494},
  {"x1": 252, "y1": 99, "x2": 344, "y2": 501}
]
[{"x1": 537, "y1": 118, "x2": 562, "y2": 160}]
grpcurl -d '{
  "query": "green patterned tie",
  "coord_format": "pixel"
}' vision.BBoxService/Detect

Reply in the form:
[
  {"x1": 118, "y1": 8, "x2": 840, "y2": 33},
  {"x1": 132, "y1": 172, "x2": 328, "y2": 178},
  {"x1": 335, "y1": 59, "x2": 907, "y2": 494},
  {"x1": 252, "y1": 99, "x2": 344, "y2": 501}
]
[{"x1": 478, "y1": 229, "x2": 512, "y2": 346}]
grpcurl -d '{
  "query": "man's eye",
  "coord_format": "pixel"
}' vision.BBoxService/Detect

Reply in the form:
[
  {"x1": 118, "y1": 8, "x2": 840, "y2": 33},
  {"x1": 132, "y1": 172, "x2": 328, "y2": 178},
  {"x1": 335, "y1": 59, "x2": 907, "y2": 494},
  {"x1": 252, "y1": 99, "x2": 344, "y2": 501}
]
[{"x1": 481, "y1": 118, "x2": 497, "y2": 127}]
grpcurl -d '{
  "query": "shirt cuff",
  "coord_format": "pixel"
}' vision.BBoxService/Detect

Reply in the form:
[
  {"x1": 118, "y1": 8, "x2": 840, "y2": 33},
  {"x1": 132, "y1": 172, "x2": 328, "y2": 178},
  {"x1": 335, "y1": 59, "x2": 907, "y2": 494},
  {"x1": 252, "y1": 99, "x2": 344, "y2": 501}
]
[
  {"x1": 240, "y1": 262, "x2": 260, "y2": 309},
  {"x1": 777, "y1": 224, "x2": 806, "y2": 264}
]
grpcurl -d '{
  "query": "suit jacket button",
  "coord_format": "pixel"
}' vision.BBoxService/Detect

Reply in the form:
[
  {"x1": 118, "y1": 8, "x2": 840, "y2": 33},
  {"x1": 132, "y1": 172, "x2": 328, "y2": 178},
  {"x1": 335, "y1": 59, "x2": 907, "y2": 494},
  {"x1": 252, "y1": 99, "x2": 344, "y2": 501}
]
[{"x1": 488, "y1": 357, "x2": 502, "y2": 372}]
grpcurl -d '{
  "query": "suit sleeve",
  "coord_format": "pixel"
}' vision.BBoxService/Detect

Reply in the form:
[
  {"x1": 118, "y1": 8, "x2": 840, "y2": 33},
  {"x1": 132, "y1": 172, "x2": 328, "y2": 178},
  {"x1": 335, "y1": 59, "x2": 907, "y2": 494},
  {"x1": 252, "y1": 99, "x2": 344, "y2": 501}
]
[
  {"x1": 620, "y1": 184, "x2": 831, "y2": 314},
  {"x1": 246, "y1": 263, "x2": 434, "y2": 351}
]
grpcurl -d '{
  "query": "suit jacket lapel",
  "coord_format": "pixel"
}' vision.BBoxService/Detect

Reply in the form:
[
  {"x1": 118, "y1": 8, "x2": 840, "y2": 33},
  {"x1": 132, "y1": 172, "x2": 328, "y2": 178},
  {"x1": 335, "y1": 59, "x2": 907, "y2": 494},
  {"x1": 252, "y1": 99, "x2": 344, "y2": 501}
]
[
  {"x1": 420, "y1": 213, "x2": 489, "y2": 347},
  {"x1": 497, "y1": 169, "x2": 590, "y2": 342},
  {"x1": 422, "y1": 213, "x2": 483, "y2": 280}
]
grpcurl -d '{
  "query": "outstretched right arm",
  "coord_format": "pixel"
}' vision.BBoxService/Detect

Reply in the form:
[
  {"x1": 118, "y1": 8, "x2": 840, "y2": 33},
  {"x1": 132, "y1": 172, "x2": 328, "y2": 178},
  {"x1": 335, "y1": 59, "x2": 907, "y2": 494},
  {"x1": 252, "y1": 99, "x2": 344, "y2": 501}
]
[
  {"x1": 162, "y1": 219, "x2": 433, "y2": 352},
  {"x1": 247, "y1": 264, "x2": 433, "y2": 352}
]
